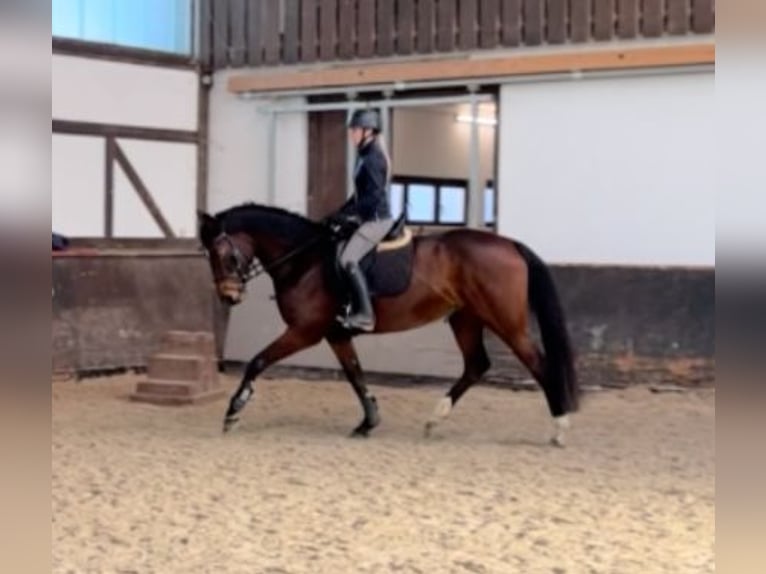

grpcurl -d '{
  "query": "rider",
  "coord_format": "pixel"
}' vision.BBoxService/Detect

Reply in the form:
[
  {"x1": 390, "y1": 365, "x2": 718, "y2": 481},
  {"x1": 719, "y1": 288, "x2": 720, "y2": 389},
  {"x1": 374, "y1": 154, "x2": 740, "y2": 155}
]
[{"x1": 332, "y1": 108, "x2": 395, "y2": 332}]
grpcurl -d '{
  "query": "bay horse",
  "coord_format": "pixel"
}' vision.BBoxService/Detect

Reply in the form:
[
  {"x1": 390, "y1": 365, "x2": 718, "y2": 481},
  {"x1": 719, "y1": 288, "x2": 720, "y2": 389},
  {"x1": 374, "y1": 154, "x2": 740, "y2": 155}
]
[{"x1": 198, "y1": 203, "x2": 579, "y2": 446}]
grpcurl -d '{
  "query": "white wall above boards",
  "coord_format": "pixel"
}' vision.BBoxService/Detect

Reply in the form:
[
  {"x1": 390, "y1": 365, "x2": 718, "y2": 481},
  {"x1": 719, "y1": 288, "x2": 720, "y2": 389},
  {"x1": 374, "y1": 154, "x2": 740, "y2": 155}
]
[
  {"x1": 52, "y1": 54, "x2": 198, "y2": 130},
  {"x1": 496, "y1": 70, "x2": 715, "y2": 267},
  {"x1": 207, "y1": 72, "x2": 308, "y2": 216}
]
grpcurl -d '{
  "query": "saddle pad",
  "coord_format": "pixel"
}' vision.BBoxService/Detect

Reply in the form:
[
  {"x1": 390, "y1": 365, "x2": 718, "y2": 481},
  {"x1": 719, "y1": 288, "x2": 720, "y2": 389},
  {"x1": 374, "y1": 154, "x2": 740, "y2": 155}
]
[
  {"x1": 377, "y1": 227, "x2": 413, "y2": 253},
  {"x1": 360, "y1": 238, "x2": 415, "y2": 298}
]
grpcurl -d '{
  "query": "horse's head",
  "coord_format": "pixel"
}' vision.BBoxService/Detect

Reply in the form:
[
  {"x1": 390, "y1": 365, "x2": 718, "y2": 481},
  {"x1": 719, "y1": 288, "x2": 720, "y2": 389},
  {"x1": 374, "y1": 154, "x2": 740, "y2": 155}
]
[{"x1": 197, "y1": 211, "x2": 254, "y2": 305}]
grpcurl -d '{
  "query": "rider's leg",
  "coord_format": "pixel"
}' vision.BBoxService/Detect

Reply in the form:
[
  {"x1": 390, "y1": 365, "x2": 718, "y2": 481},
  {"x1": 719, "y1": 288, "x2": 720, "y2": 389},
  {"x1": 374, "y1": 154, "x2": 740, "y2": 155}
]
[{"x1": 338, "y1": 220, "x2": 394, "y2": 331}]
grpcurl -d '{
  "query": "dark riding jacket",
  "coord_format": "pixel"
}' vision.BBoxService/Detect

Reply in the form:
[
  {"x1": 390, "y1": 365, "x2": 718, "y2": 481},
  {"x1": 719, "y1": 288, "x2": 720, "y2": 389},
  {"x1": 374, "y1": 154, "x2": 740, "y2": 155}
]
[{"x1": 339, "y1": 138, "x2": 392, "y2": 222}]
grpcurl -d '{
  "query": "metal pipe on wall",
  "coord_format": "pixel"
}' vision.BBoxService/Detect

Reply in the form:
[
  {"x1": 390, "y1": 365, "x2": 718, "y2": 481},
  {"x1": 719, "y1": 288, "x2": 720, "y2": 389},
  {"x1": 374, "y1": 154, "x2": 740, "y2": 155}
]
[
  {"x1": 238, "y1": 65, "x2": 713, "y2": 101},
  {"x1": 260, "y1": 94, "x2": 494, "y2": 115},
  {"x1": 266, "y1": 110, "x2": 277, "y2": 205},
  {"x1": 346, "y1": 108, "x2": 354, "y2": 198},
  {"x1": 467, "y1": 91, "x2": 483, "y2": 229},
  {"x1": 380, "y1": 103, "x2": 391, "y2": 144}
]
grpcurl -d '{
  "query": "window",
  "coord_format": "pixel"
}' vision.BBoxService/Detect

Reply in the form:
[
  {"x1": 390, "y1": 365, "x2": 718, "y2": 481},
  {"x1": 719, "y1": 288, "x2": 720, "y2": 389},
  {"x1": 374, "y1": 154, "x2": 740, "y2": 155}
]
[
  {"x1": 439, "y1": 186, "x2": 467, "y2": 224},
  {"x1": 407, "y1": 183, "x2": 437, "y2": 222},
  {"x1": 389, "y1": 183, "x2": 405, "y2": 219},
  {"x1": 390, "y1": 176, "x2": 495, "y2": 227},
  {"x1": 52, "y1": 0, "x2": 193, "y2": 54},
  {"x1": 484, "y1": 184, "x2": 496, "y2": 225}
]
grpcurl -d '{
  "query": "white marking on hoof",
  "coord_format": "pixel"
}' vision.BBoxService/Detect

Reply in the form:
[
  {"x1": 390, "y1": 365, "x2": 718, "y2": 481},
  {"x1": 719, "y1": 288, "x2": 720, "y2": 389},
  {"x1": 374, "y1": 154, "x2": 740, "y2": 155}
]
[
  {"x1": 551, "y1": 415, "x2": 570, "y2": 447},
  {"x1": 432, "y1": 396, "x2": 452, "y2": 421},
  {"x1": 424, "y1": 397, "x2": 453, "y2": 437}
]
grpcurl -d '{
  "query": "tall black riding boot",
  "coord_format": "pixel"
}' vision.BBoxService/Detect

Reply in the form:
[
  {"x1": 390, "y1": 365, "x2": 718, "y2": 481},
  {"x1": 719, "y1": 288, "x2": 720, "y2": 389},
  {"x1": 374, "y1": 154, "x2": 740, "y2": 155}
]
[{"x1": 343, "y1": 262, "x2": 375, "y2": 332}]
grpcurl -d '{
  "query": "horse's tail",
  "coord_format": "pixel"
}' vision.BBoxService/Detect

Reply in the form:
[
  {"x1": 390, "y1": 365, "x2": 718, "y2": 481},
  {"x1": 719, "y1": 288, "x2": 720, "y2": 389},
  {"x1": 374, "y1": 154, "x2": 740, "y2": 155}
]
[{"x1": 513, "y1": 241, "x2": 580, "y2": 414}]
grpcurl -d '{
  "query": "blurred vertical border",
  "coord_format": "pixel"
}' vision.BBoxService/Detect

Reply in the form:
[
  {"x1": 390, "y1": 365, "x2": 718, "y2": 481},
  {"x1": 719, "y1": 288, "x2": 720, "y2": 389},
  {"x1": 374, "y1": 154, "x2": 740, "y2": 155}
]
[
  {"x1": 716, "y1": 1, "x2": 766, "y2": 572},
  {"x1": 0, "y1": 1, "x2": 51, "y2": 573}
]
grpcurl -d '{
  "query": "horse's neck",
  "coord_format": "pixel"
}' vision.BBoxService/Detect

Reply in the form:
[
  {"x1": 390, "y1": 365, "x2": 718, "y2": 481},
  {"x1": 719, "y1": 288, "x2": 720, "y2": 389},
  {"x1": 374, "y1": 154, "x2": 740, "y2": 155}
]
[
  {"x1": 249, "y1": 224, "x2": 324, "y2": 287},
  {"x1": 251, "y1": 231, "x2": 294, "y2": 264}
]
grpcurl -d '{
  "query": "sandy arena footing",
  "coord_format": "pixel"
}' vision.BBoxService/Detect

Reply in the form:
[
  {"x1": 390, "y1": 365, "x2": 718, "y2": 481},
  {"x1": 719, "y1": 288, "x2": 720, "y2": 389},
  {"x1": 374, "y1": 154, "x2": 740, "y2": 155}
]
[{"x1": 53, "y1": 374, "x2": 714, "y2": 574}]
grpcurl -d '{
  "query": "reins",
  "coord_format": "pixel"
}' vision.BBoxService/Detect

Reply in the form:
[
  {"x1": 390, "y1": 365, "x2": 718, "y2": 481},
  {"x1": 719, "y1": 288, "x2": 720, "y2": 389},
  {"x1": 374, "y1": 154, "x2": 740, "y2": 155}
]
[{"x1": 215, "y1": 224, "x2": 337, "y2": 284}]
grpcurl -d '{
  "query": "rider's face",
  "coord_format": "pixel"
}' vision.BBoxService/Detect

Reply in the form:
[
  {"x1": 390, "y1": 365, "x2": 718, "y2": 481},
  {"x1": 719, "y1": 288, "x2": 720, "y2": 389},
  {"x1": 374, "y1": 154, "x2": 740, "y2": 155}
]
[{"x1": 348, "y1": 127, "x2": 365, "y2": 147}]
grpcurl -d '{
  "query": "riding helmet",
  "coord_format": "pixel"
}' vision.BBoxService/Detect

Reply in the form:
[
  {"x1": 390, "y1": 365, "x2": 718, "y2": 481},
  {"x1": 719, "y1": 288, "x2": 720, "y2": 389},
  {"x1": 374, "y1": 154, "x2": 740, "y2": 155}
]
[{"x1": 348, "y1": 109, "x2": 381, "y2": 133}]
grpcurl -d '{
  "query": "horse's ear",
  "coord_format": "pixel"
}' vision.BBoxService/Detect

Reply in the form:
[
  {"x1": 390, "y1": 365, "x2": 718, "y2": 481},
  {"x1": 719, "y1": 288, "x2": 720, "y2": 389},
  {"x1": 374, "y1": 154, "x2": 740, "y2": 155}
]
[
  {"x1": 197, "y1": 210, "x2": 214, "y2": 226},
  {"x1": 197, "y1": 211, "x2": 218, "y2": 246}
]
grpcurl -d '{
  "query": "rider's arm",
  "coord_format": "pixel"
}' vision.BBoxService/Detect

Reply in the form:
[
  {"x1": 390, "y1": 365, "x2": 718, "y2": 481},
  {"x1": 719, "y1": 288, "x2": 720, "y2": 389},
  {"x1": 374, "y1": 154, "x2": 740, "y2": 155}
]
[{"x1": 354, "y1": 150, "x2": 388, "y2": 220}]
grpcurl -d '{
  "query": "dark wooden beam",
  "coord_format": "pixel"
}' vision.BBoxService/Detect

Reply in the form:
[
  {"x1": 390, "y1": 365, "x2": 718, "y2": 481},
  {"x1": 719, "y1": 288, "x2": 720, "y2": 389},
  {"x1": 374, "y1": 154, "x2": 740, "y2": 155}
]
[
  {"x1": 52, "y1": 37, "x2": 197, "y2": 69},
  {"x1": 113, "y1": 142, "x2": 176, "y2": 238},
  {"x1": 197, "y1": 77, "x2": 211, "y2": 213},
  {"x1": 52, "y1": 120, "x2": 198, "y2": 144},
  {"x1": 104, "y1": 137, "x2": 115, "y2": 237}
]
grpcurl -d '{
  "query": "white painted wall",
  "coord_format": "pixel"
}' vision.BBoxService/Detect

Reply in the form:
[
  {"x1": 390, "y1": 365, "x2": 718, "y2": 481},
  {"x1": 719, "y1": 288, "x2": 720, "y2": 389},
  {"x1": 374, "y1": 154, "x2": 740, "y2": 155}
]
[
  {"x1": 51, "y1": 54, "x2": 198, "y2": 237},
  {"x1": 52, "y1": 54, "x2": 197, "y2": 129},
  {"x1": 113, "y1": 139, "x2": 197, "y2": 237},
  {"x1": 52, "y1": 134, "x2": 105, "y2": 237},
  {"x1": 207, "y1": 71, "x2": 310, "y2": 363},
  {"x1": 207, "y1": 70, "x2": 308, "y2": 216},
  {"x1": 497, "y1": 70, "x2": 715, "y2": 267},
  {"x1": 392, "y1": 105, "x2": 496, "y2": 184}
]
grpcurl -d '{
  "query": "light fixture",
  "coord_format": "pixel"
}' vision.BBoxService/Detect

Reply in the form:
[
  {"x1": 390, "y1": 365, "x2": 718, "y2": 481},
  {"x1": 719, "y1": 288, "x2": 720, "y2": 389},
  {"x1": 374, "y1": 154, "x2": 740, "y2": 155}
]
[{"x1": 455, "y1": 114, "x2": 497, "y2": 126}]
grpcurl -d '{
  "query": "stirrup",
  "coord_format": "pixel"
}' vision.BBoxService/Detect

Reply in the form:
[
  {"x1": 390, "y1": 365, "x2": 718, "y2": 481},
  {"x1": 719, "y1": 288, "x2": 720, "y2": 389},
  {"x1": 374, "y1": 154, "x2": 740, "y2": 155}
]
[{"x1": 339, "y1": 313, "x2": 375, "y2": 332}]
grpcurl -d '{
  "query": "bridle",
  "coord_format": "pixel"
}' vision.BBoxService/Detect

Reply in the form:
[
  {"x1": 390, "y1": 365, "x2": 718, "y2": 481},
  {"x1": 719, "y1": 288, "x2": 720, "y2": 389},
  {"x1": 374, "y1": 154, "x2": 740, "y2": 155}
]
[
  {"x1": 212, "y1": 230, "x2": 328, "y2": 286},
  {"x1": 213, "y1": 233, "x2": 258, "y2": 283}
]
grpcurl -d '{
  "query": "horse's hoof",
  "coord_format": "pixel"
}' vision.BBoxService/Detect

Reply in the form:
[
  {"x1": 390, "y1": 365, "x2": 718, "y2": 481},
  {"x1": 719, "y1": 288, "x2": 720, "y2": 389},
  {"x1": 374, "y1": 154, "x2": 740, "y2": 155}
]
[
  {"x1": 350, "y1": 425, "x2": 371, "y2": 438},
  {"x1": 223, "y1": 417, "x2": 239, "y2": 433},
  {"x1": 550, "y1": 436, "x2": 566, "y2": 448}
]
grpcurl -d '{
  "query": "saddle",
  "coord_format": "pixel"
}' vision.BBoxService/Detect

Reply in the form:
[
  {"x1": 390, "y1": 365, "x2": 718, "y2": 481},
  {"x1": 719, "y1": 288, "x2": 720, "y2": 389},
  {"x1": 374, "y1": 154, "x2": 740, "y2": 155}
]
[{"x1": 332, "y1": 213, "x2": 415, "y2": 299}]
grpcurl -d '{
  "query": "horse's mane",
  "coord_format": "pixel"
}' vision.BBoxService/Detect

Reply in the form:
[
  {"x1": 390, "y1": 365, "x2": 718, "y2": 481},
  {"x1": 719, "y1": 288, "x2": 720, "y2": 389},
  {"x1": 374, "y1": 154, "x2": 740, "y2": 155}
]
[{"x1": 214, "y1": 202, "x2": 322, "y2": 242}]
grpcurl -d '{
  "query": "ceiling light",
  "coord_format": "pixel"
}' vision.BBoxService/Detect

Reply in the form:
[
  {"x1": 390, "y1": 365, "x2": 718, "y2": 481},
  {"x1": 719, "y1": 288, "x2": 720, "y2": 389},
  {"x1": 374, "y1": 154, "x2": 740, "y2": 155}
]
[{"x1": 455, "y1": 114, "x2": 497, "y2": 126}]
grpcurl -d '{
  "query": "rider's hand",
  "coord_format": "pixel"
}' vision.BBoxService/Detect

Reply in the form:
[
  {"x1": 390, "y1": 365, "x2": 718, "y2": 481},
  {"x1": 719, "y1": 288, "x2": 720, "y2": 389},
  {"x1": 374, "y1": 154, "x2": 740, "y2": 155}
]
[{"x1": 345, "y1": 214, "x2": 361, "y2": 225}]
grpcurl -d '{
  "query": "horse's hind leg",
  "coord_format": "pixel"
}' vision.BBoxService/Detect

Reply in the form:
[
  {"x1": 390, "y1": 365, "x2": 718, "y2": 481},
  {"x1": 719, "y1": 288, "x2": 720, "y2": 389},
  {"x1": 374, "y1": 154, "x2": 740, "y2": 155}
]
[
  {"x1": 327, "y1": 335, "x2": 380, "y2": 438},
  {"x1": 494, "y1": 325, "x2": 570, "y2": 447},
  {"x1": 425, "y1": 310, "x2": 490, "y2": 437}
]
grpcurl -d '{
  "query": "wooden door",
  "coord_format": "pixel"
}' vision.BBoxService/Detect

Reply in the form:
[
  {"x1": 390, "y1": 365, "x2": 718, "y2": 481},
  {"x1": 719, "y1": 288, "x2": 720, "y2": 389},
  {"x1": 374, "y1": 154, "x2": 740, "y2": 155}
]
[{"x1": 307, "y1": 110, "x2": 348, "y2": 220}]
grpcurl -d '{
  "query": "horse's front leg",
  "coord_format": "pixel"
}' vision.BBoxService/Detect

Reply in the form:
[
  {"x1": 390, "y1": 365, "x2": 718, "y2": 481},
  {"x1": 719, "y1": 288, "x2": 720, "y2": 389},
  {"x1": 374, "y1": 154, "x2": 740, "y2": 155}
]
[
  {"x1": 327, "y1": 335, "x2": 380, "y2": 437},
  {"x1": 223, "y1": 328, "x2": 319, "y2": 433}
]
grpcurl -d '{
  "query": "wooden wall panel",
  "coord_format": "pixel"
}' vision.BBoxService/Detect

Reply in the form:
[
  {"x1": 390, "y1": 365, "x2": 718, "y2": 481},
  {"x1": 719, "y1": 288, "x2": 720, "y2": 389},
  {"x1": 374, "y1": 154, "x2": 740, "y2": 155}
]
[
  {"x1": 339, "y1": 0, "x2": 356, "y2": 59},
  {"x1": 417, "y1": 0, "x2": 436, "y2": 53},
  {"x1": 480, "y1": 0, "x2": 500, "y2": 49},
  {"x1": 378, "y1": 0, "x2": 396, "y2": 56},
  {"x1": 459, "y1": 0, "x2": 478, "y2": 50},
  {"x1": 283, "y1": 0, "x2": 301, "y2": 64},
  {"x1": 358, "y1": 0, "x2": 376, "y2": 58},
  {"x1": 523, "y1": 0, "x2": 544, "y2": 45},
  {"x1": 397, "y1": 0, "x2": 416, "y2": 54},
  {"x1": 547, "y1": 0, "x2": 568, "y2": 44},
  {"x1": 320, "y1": 0, "x2": 339, "y2": 61},
  {"x1": 302, "y1": 0, "x2": 318, "y2": 62},
  {"x1": 437, "y1": 0, "x2": 457, "y2": 52}
]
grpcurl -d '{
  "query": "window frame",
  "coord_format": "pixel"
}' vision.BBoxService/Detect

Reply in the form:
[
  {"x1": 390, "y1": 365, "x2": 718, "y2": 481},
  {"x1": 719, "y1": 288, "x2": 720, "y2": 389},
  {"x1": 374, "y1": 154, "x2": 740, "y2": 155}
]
[
  {"x1": 52, "y1": 36, "x2": 197, "y2": 69},
  {"x1": 52, "y1": 0, "x2": 196, "y2": 65}
]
